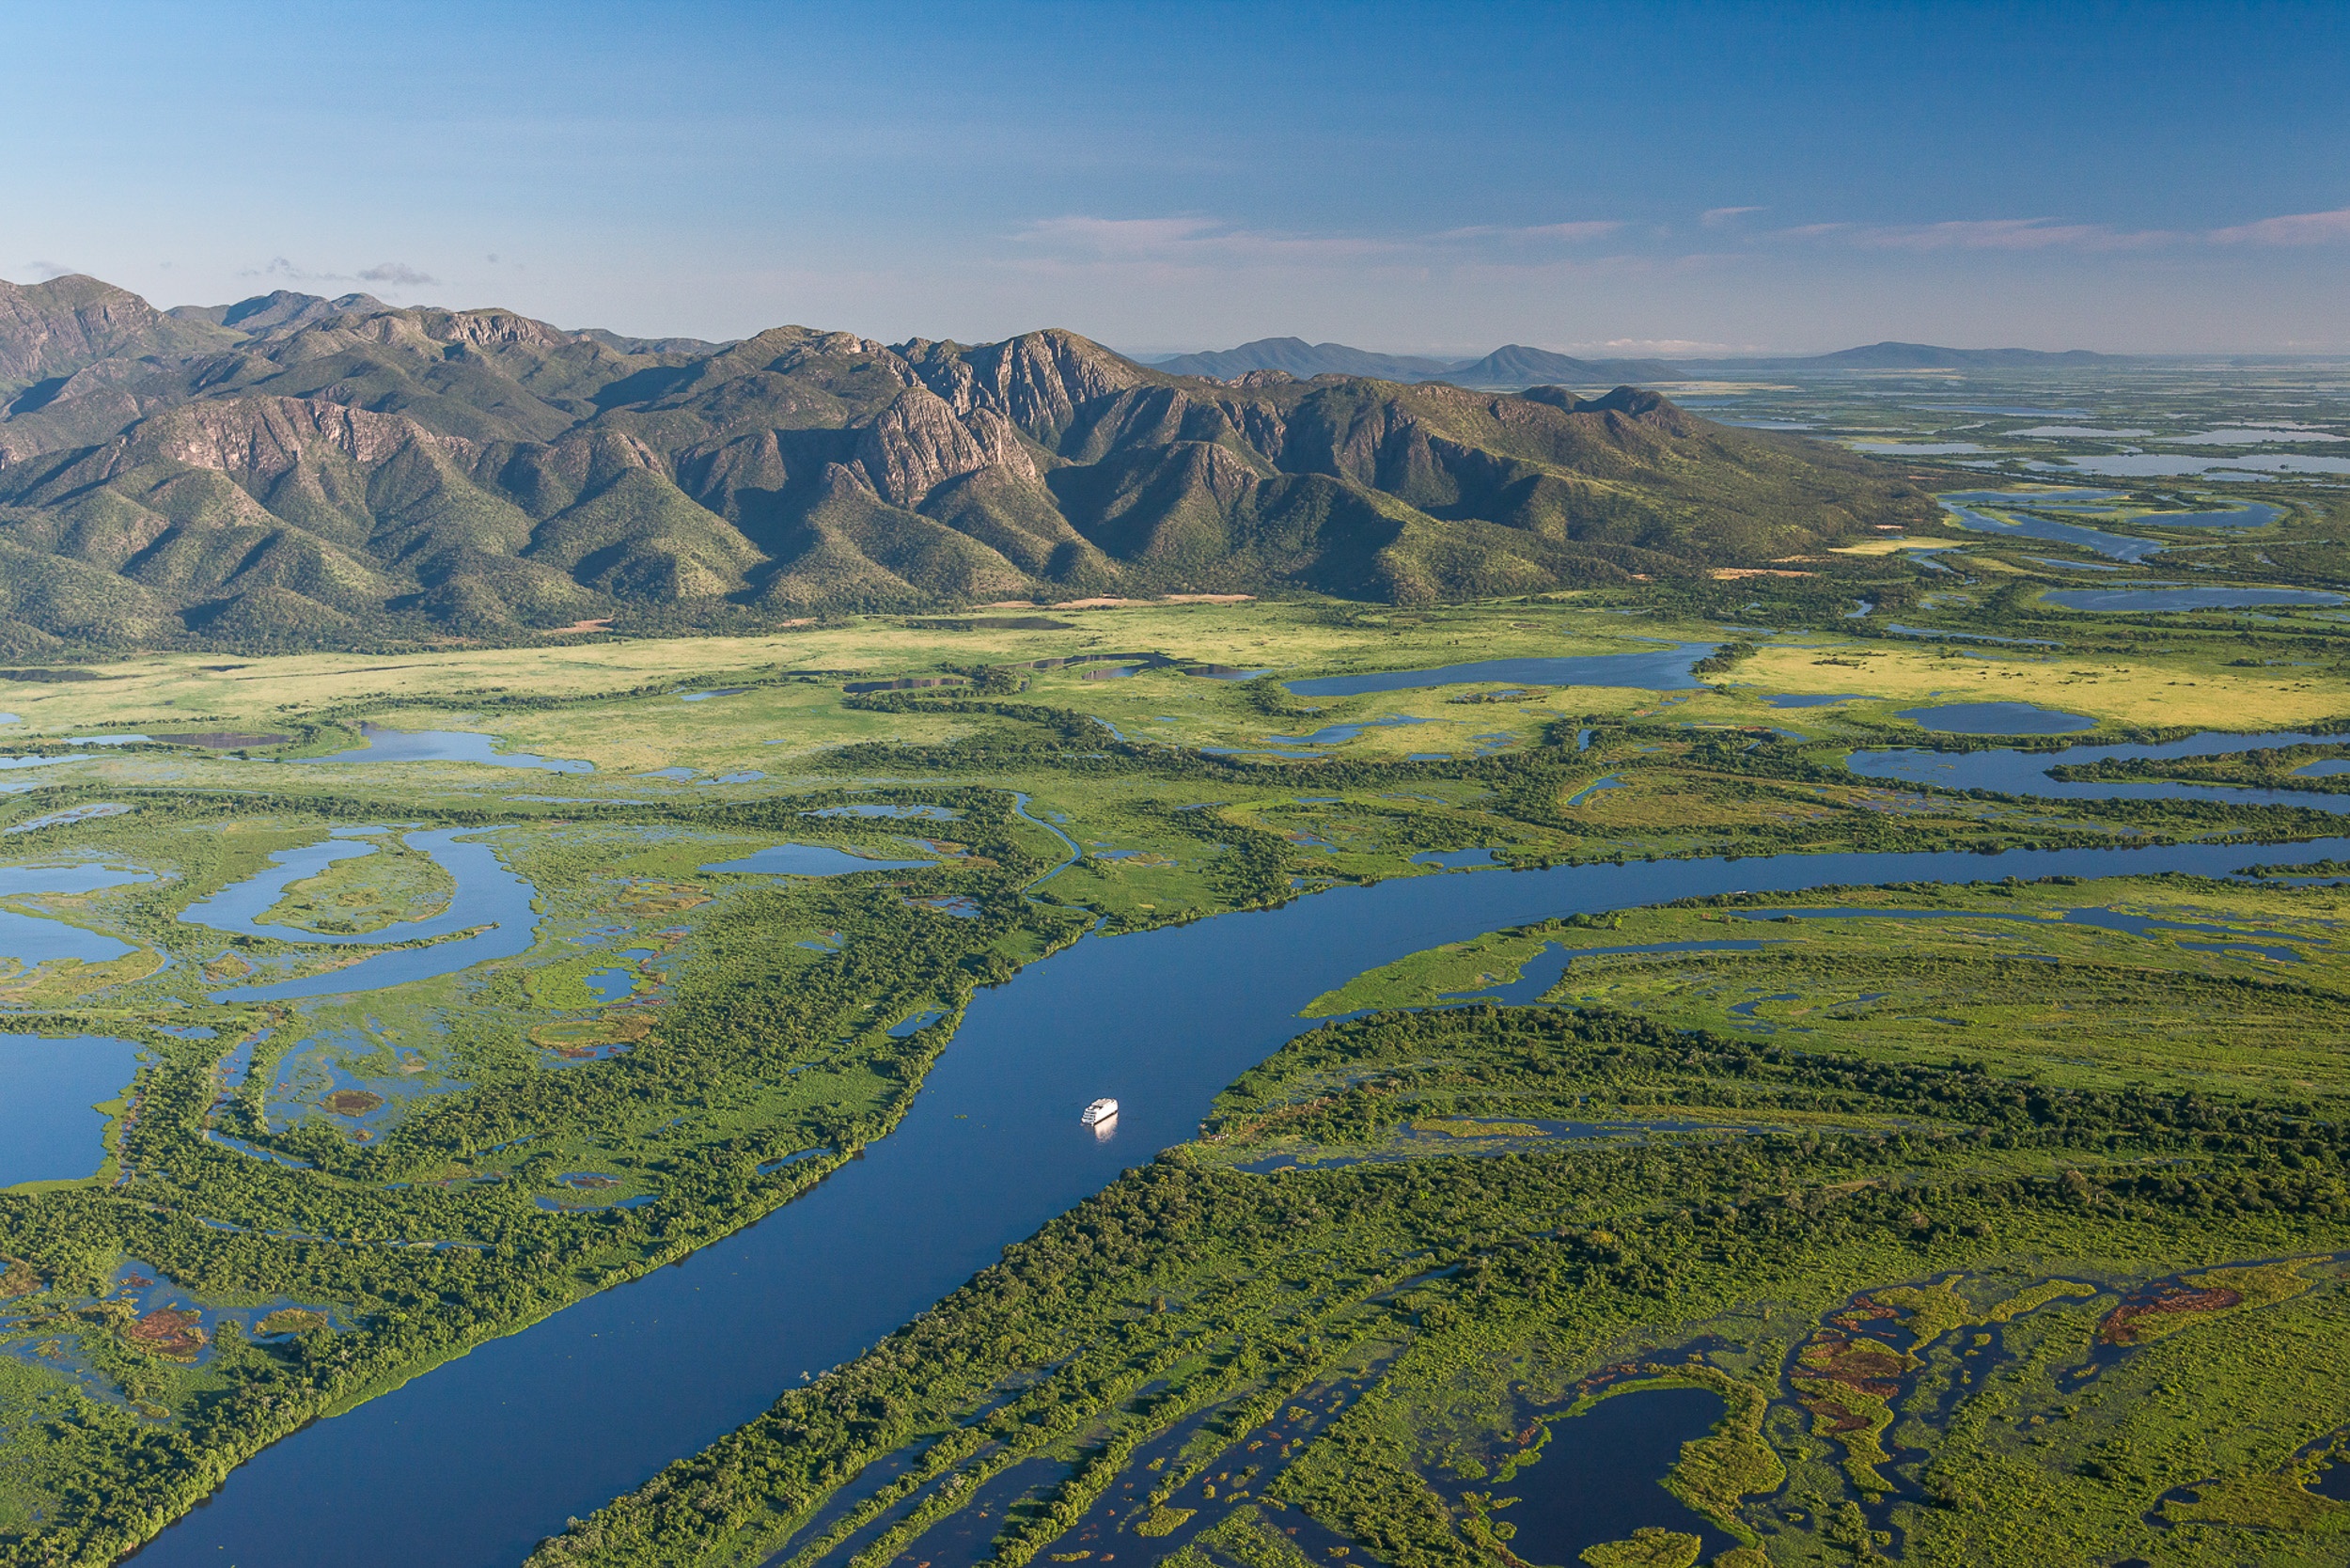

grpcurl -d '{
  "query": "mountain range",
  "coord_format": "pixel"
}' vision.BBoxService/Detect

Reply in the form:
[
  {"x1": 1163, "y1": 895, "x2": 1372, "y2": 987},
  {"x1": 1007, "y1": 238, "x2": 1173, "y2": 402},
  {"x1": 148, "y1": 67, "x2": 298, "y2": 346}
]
[
  {"x1": 1145, "y1": 336, "x2": 2125, "y2": 383},
  {"x1": 0, "y1": 274, "x2": 1934, "y2": 651},
  {"x1": 1146, "y1": 337, "x2": 1687, "y2": 385}
]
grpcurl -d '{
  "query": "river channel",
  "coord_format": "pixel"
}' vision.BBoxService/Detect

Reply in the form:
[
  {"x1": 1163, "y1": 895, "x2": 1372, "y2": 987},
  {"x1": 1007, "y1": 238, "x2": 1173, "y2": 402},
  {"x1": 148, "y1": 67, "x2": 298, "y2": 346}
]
[{"x1": 128, "y1": 820, "x2": 2350, "y2": 1567}]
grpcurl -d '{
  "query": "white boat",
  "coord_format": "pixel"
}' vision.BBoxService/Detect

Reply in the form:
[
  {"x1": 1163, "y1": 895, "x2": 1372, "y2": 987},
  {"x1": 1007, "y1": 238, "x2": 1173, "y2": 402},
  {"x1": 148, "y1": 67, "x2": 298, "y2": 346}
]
[{"x1": 1081, "y1": 1097, "x2": 1119, "y2": 1126}]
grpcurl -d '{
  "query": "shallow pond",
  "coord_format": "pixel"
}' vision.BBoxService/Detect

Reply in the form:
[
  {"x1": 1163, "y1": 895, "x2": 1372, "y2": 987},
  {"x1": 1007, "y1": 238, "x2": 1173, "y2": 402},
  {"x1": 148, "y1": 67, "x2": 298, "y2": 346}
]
[
  {"x1": 1898, "y1": 702, "x2": 2095, "y2": 735},
  {"x1": 700, "y1": 844, "x2": 936, "y2": 876},
  {"x1": 2057, "y1": 453, "x2": 2350, "y2": 478},
  {"x1": 1284, "y1": 644, "x2": 1716, "y2": 698},
  {"x1": 1410, "y1": 848, "x2": 1500, "y2": 870},
  {"x1": 134, "y1": 828, "x2": 2350, "y2": 1568},
  {"x1": 0, "y1": 861, "x2": 151, "y2": 966},
  {"x1": 0, "y1": 1032, "x2": 144, "y2": 1187},
  {"x1": 1483, "y1": 1388, "x2": 1737, "y2": 1566},
  {"x1": 1848, "y1": 729, "x2": 2350, "y2": 814},
  {"x1": 1266, "y1": 716, "x2": 1436, "y2": 745},
  {"x1": 2043, "y1": 586, "x2": 2344, "y2": 612},
  {"x1": 180, "y1": 828, "x2": 473, "y2": 945},
  {"x1": 203, "y1": 830, "x2": 541, "y2": 1004},
  {"x1": 294, "y1": 725, "x2": 591, "y2": 773},
  {"x1": 1937, "y1": 494, "x2": 2162, "y2": 562}
]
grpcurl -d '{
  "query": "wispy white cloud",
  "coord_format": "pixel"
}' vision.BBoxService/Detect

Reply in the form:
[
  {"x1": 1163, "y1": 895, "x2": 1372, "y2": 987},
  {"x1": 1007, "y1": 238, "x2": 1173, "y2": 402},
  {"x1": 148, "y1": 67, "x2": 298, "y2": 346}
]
[
  {"x1": 1583, "y1": 337, "x2": 1745, "y2": 355},
  {"x1": 1767, "y1": 208, "x2": 2350, "y2": 254},
  {"x1": 2208, "y1": 207, "x2": 2350, "y2": 245},
  {"x1": 1700, "y1": 206, "x2": 1764, "y2": 227},
  {"x1": 1012, "y1": 215, "x2": 1395, "y2": 263},
  {"x1": 356, "y1": 261, "x2": 438, "y2": 287},
  {"x1": 238, "y1": 256, "x2": 439, "y2": 290},
  {"x1": 1846, "y1": 217, "x2": 2177, "y2": 252},
  {"x1": 1439, "y1": 220, "x2": 1626, "y2": 243},
  {"x1": 1014, "y1": 214, "x2": 1631, "y2": 266}
]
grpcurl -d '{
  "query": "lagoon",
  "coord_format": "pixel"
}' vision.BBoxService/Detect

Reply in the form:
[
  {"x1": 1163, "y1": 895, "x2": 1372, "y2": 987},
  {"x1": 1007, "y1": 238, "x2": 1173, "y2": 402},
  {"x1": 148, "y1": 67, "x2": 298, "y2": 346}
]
[
  {"x1": 1899, "y1": 702, "x2": 2095, "y2": 735},
  {"x1": 205, "y1": 830, "x2": 540, "y2": 1004},
  {"x1": 0, "y1": 861, "x2": 151, "y2": 967},
  {"x1": 700, "y1": 844, "x2": 937, "y2": 876},
  {"x1": 296, "y1": 725, "x2": 592, "y2": 773},
  {"x1": 1283, "y1": 644, "x2": 1716, "y2": 698},
  {"x1": 1848, "y1": 729, "x2": 2350, "y2": 815},
  {"x1": 2042, "y1": 586, "x2": 2344, "y2": 612},
  {"x1": 0, "y1": 1032, "x2": 144, "y2": 1187},
  {"x1": 1471, "y1": 1388, "x2": 1736, "y2": 1566}
]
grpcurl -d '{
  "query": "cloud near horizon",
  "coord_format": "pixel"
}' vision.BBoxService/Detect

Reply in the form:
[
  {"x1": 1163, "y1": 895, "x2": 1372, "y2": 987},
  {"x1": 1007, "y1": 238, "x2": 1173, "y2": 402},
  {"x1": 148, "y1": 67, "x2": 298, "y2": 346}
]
[
  {"x1": 1022, "y1": 202, "x2": 2350, "y2": 274},
  {"x1": 2208, "y1": 207, "x2": 2350, "y2": 245},
  {"x1": 238, "y1": 256, "x2": 438, "y2": 290}
]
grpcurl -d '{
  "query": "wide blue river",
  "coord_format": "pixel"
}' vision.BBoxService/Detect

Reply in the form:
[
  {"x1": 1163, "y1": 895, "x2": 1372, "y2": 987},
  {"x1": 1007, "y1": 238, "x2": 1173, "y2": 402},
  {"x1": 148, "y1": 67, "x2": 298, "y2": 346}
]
[{"x1": 129, "y1": 822, "x2": 2350, "y2": 1567}]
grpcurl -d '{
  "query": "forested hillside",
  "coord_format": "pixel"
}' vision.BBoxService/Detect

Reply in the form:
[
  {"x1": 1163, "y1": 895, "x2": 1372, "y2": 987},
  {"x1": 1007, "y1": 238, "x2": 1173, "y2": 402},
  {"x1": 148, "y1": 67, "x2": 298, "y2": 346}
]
[{"x1": 0, "y1": 275, "x2": 1934, "y2": 651}]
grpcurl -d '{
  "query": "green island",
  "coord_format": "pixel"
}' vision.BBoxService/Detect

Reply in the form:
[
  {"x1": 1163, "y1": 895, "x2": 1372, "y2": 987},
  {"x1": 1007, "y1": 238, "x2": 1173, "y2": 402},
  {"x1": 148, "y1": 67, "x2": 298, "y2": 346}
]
[{"x1": 0, "y1": 280, "x2": 2346, "y2": 1568}]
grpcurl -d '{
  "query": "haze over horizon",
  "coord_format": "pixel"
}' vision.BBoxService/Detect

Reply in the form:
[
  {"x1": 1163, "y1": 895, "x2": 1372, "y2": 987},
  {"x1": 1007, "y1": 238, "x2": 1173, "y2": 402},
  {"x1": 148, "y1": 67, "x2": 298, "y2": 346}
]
[{"x1": 5, "y1": 1, "x2": 2348, "y2": 355}]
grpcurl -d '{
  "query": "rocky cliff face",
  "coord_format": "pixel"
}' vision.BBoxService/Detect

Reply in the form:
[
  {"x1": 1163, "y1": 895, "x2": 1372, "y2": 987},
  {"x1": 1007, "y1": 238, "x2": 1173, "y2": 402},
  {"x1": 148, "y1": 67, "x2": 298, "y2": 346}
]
[
  {"x1": 851, "y1": 385, "x2": 1038, "y2": 506},
  {"x1": 0, "y1": 275, "x2": 234, "y2": 391},
  {"x1": 0, "y1": 276, "x2": 1933, "y2": 648}
]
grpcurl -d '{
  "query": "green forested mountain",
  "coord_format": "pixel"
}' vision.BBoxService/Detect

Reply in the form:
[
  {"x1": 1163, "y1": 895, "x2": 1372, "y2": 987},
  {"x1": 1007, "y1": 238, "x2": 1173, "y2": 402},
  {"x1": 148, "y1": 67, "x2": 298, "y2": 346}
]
[{"x1": 0, "y1": 275, "x2": 1934, "y2": 650}]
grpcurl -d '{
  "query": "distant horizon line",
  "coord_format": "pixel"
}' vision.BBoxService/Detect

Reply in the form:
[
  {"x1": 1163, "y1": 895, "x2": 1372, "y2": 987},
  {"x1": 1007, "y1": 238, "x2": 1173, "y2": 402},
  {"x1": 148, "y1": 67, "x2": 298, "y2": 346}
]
[{"x1": 11, "y1": 270, "x2": 2350, "y2": 365}]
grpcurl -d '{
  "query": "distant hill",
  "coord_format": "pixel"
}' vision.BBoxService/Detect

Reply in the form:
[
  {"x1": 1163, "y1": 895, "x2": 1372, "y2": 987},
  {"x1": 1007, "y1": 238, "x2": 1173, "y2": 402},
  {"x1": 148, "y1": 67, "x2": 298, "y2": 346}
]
[
  {"x1": 1145, "y1": 337, "x2": 1681, "y2": 388},
  {"x1": 1443, "y1": 344, "x2": 1686, "y2": 386},
  {"x1": 1147, "y1": 336, "x2": 2129, "y2": 386},
  {"x1": 0, "y1": 274, "x2": 238, "y2": 395},
  {"x1": 1146, "y1": 337, "x2": 1460, "y2": 382},
  {"x1": 1685, "y1": 340, "x2": 2127, "y2": 371},
  {"x1": 0, "y1": 274, "x2": 1935, "y2": 651},
  {"x1": 166, "y1": 290, "x2": 388, "y2": 335}
]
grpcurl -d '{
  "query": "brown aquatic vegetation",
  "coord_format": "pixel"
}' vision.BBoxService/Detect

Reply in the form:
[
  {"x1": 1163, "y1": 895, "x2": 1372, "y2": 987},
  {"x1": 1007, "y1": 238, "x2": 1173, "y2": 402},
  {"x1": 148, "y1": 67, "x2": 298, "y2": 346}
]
[
  {"x1": 2098, "y1": 1286, "x2": 2244, "y2": 1345},
  {"x1": 122, "y1": 1307, "x2": 207, "y2": 1360},
  {"x1": 323, "y1": 1090, "x2": 385, "y2": 1116},
  {"x1": 613, "y1": 882, "x2": 711, "y2": 915},
  {"x1": 1798, "y1": 1333, "x2": 1910, "y2": 1398}
]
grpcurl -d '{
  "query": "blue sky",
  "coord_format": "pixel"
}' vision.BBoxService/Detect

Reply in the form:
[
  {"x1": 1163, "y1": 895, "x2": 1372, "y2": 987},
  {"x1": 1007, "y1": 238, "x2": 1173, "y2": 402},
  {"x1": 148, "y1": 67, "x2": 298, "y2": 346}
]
[{"x1": 6, "y1": 1, "x2": 2346, "y2": 353}]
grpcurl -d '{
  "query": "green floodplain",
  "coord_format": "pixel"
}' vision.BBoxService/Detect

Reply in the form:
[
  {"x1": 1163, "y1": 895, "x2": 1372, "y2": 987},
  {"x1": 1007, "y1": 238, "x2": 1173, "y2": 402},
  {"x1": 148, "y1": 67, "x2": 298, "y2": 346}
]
[{"x1": 2, "y1": 366, "x2": 2350, "y2": 1567}]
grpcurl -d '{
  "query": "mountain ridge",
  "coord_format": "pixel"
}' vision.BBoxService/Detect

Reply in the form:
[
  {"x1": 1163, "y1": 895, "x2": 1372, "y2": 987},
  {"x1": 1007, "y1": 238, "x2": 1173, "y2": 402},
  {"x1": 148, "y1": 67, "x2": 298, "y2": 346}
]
[
  {"x1": 0, "y1": 275, "x2": 1935, "y2": 651},
  {"x1": 1145, "y1": 334, "x2": 2128, "y2": 383}
]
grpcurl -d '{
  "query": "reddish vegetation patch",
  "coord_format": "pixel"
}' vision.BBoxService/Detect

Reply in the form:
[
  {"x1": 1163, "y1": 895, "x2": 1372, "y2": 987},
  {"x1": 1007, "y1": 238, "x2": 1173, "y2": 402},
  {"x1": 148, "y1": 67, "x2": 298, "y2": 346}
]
[
  {"x1": 1833, "y1": 1298, "x2": 1899, "y2": 1327},
  {"x1": 0, "y1": 1257, "x2": 41, "y2": 1299},
  {"x1": 615, "y1": 883, "x2": 710, "y2": 915},
  {"x1": 1798, "y1": 1334, "x2": 1908, "y2": 1398},
  {"x1": 2099, "y1": 1286, "x2": 2244, "y2": 1345},
  {"x1": 1800, "y1": 1393, "x2": 1876, "y2": 1435},
  {"x1": 323, "y1": 1090, "x2": 385, "y2": 1117},
  {"x1": 123, "y1": 1308, "x2": 207, "y2": 1359}
]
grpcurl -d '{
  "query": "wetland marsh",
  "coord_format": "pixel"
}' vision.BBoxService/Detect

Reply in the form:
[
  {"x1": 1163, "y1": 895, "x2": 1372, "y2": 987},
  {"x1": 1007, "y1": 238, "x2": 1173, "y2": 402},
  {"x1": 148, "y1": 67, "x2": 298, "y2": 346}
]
[{"x1": 0, "y1": 404, "x2": 2346, "y2": 1568}]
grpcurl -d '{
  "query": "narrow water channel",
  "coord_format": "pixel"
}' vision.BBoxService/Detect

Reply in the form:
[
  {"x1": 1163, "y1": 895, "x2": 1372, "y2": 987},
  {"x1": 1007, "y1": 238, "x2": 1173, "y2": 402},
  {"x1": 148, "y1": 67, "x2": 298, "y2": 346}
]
[{"x1": 129, "y1": 831, "x2": 2350, "y2": 1567}]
